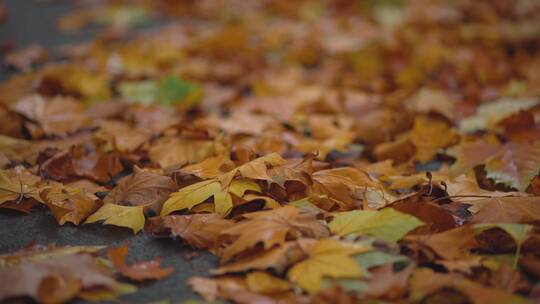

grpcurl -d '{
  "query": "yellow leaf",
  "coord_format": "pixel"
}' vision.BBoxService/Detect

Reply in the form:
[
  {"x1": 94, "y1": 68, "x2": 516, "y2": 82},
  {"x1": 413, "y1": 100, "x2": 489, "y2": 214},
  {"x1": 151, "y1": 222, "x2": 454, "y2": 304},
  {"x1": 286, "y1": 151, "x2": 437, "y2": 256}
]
[
  {"x1": 410, "y1": 116, "x2": 456, "y2": 163},
  {"x1": 329, "y1": 208, "x2": 424, "y2": 243},
  {"x1": 161, "y1": 180, "x2": 221, "y2": 216},
  {"x1": 214, "y1": 191, "x2": 232, "y2": 216},
  {"x1": 161, "y1": 179, "x2": 261, "y2": 216},
  {"x1": 287, "y1": 239, "x2": 368, "y2": 293},
  {"x1": 228, "y1": 179, "x2": 261, "y2": 197},
  {"x1": 85, "y1": 204, "x2": 145, "y2": 234}
]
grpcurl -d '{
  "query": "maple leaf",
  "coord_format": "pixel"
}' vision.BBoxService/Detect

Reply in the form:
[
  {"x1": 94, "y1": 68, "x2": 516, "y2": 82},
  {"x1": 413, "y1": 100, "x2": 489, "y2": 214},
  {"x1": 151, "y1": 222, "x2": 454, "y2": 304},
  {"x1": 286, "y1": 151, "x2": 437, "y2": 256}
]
[
  {"x1": 161, "y1": 178, "x2": 260, "y2": 216},
  {"x1": 468, "y1": 197, "x2": 540, "y2": 224},
  {"x1": 329, "y1": 208, "x2": 424, "y2": 243},
  {"x1": 246, "y1": 271, "x2": 291, "y2": 294},
  {"x1": 287, "y1": 238, "x2": 369, "y2": 293},
  {"x1": 107, "y1": 245, "x2": 173, "y2": 281},
  {"x1": 219, "y1": 206, "x2": 329, "y2": 262},
  {"x1": 104, "y1": 167, "x2": 177, "y2": 213},
  {"x1": 85, "y1": 203, "x2": 146, "y2": 234},
  {"x1": 146, "y1": 213, "x2": 233, "y2": 251}
]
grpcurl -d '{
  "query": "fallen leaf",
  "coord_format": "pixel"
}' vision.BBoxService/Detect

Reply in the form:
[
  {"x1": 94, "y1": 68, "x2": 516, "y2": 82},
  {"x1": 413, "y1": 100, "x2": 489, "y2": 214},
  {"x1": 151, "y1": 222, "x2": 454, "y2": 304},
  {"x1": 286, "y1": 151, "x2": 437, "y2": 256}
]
[
  {"x1": 161, "y1": 178, "x2": 260, "y2": 216},
  {"x1": 11, "y1": 95, "x2": 91, "y2": 137},
  {"x1": 246, "y1": 271, "x2": 290, "y2": 294},
  {"x1": 85, "y1": 203, "x2": 146, "y2": 233},
  {"x1": 329, "y1": 208, "x2": 424, "y2": 243},
  {"x1": 0, "y1": 253, "x2": 119, "y2": 303},
  {"x1": 469, "y1": 197, "x2": 540, "y2": 224},
  {"x1": 104, "y1": 167, "x2": 177, "y2": 213},
  {"x1": 107, "y1": 245, "x2": 173, "y2": 281},
  {"x1": 40, "y1": 184, "x2": 100, "y2": 225},
  {"x1": 409, "y1": 268, "x2": 528, "y2": 304},
  {"x1": 287, "y1": 238, "x2": 369, "y2": 293},
  {"x1": 146, "y1": 213, "x2": 233, "y2": 251},
  {"x1": 219, "y1": 206, "x2": 329, "y2": 262}
]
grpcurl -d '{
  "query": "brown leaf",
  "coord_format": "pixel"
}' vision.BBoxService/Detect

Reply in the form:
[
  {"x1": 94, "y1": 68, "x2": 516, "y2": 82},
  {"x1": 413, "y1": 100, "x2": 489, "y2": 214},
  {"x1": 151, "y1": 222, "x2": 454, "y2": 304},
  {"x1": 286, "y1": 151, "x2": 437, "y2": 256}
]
[
  {"x1": 11, "y1": 95, "x2": 91, "y2": 137},
  {"x1": 104, "y1": 167, "x2": 177, "y2": 213},
  {"x1": 146, "y1": 214, "x2": 233, "y2": 252},
  {"x1": 40, "y1": 145, "x2": 123, "y2": 183},
  {"x1": 391, "y1": 193, "x2": 457, "y2": 233},
  {"x1": 309, "y1": 167, "x2": 378, "y2": 210},
  {"x1": 0, "y1": 253, "x2": 118, "y2": 303},
  {"x1": 213, "y1": 241, "x2": 306, "y2": 275},
  {"x1": 469, "y1": 197, "x2": 540, "y2": 224},
  {"x1": 403, "y1": 225, "x2": 478, "y2": 260},
  {"x1": 409, "y1": 268, "x2": 527, "y2": 304},
  {"x1": 148, "y1": 137, "x2": 216, "y2": 169},
  {"x1": 107, "y1": 245, "x2": 173, "y2": 281},
  {"x1": 219, "y1": 206, "x2": 329, "y2": 262},
  {"x1": 40, "y1": 183, "x2": 100, "y2": 225}
]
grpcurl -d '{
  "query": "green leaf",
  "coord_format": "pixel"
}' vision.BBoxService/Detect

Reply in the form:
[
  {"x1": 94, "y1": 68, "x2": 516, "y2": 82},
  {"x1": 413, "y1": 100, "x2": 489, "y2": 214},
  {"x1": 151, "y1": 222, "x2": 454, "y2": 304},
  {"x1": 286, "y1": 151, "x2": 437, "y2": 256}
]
[
  {"x1": 157, "y1": 75, "x2": 200, "y2": 107},
  {"x1": 329, "y1": 208, "x2": 424, "y2": 243},
  {"x1": 118, "y1": 75, "x2": 201, "y2": 108}
]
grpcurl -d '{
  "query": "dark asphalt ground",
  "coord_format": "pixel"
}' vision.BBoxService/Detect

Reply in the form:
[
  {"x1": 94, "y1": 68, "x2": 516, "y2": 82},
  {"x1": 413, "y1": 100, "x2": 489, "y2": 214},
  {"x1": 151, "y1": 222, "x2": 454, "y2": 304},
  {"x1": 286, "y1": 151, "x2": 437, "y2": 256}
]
[{"x1": 0, "y1": 1, "x2": 215, "y2": 303}]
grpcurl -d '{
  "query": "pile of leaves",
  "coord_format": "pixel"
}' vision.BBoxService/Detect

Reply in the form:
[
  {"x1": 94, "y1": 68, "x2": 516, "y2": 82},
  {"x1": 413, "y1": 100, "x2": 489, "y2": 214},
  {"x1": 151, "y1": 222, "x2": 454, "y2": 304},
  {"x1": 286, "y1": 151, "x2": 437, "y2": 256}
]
[{"x1": 2, "y1": 0, "x2": 540, "y2": 302}]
